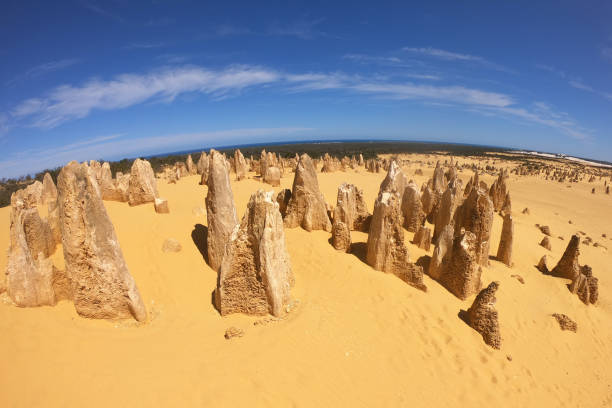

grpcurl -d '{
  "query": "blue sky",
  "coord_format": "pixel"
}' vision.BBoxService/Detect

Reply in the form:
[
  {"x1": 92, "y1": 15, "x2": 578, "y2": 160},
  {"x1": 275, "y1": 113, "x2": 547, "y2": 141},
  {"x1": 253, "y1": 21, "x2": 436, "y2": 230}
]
[{"x1": 1, "y1": 1, "x2": 611, "y2": 177}]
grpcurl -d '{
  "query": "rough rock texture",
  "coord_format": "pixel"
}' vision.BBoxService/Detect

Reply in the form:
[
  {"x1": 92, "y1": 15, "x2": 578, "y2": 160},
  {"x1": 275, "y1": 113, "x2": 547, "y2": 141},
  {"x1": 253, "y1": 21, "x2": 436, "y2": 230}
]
[
  {"x1": 334, "y1": 183, "x2": 371, "y2": 232},
  {"x1": 264, "y1": 166, "x2": 281, "y2": 187},
  {"x1": 496, "y1": 214, "x2": 513, "y2": 266},
  {"x1": 489, "y1": 171, "x2": 508, "y2": 212},
  {"x1": 379, "y1": 161, "x2": 408, "y2": 198},
  {"x1": 420, "y1": 185, "x2": 440, "y2": 224},
  {"x1": 501, "y1": 192, "x2": 512, "y2": 216},
  {"x1": 401, "y1": 182, "x2": 425, "y2": 233},
  {"x1": 17, "y1": 181, "x2": 43, "y2": 208},
  {"x1": 234, "y1": 149, "x2": 248, "y2": 181},
  {"x1": 539, "y1": 225, "x2": 552, "y2": 236},
  {"x1": 552, "y1": 313, "x2": 577, "y2": 332},
  {"x1": 224, "y1": 326, "x2": 244, "y2": 339},
  {"x1": 432, "y1": 161, "x2": 446, "y2": 193},
  {"x1": 128, "y1": 159, "x2": 158, "y2": 206},
  {"x1": 215, "y1": 190, "x2": 294, "y2": 317},
  {"x1": 331, "y1": 204, "x2": 351, "y2": 252},
  {"x1": 412, "y1": 226, "x2": 432, "y2": 251},
  {"x1": 453, "y1": 187, "x2": 494, "y2": 266},
  {"x1": 536, "y1": 255, "x2": 549, "y2": 273},
  {"x1": 433, "y1": 182, "x2": 462, "y2": 241},
  {"x1": 162, "y1": 238, "x2": 182, "y2": 253},
  {"x1": 275, "y1": 189, "x2": 291, "y2": 218},
  {"x1": 198, "y1": 152, "x2": 210, "y2": 184},
  {"x1": 154, "y1": 198, "x2": 170, "y2": 214},
  {"x1": 465, "y1": 281, "x2": 502, "y2": 349},
  {"x1": 569, "y1": 265, "x2": 599, "y2": 305},
  {"x1": 196, "y1": 152, "x2": 208, "y2": 175},
  {"x1": 41, "y1": 172, "x2": 58, "y2": 205},
  {"x1": 205, "y1": 150, "x2": 239, "y2": 272},
  {"x1": 5, "y1": 192, "x2": 58, "y2": 307},
  {"x1": 186, "y1": 154, "x2": 197, "y2": 175},
  {"x1": 540, "y1": 236, "x2": 552, "y2": 250},
  {"x1": 438, "y1": 230, "x2": 483, "y2": 299},
  {"x1": 283, "y1": 154, "x2": 332, "y2": 232},
  {"x1": 550, "y1": 235, "x2": 580, "y2": 280},
  {"x1": 428, "y1": 224, "x2": 454, "y2": 280},
  {"x1": 366, "y1": 191, "x2": 426, "y2": 291},
  {"x1": 57, "y1": 161, "x2": 147, "y2": 321}
]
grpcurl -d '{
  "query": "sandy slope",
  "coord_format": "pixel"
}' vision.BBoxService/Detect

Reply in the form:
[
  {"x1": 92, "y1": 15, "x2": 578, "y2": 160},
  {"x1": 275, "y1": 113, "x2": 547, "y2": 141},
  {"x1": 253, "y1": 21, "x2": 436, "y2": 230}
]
[{"x1": 0, "y1": 154, "x2": 611, "y2": 407}]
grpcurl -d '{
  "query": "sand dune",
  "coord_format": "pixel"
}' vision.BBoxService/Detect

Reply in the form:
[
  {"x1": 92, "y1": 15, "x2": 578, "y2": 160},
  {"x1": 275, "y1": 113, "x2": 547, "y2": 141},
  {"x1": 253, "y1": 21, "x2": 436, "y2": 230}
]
[{"x1": 1, "y1": 153, "x2": 611, "y2": 407}]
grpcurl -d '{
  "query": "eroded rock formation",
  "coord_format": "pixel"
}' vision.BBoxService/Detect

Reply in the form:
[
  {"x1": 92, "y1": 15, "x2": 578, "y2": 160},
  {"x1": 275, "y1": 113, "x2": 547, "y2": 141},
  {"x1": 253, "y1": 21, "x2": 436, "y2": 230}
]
[
  {"x1": 215, "y1": 190, "x2": 294, "y2": 317},
  {"x1": 464, "y1": 281, "x2": 501, "y2": 349},
  {"x1": 283, "y1": 154, "x2": 331, "y2": 232},
  {"x1": 496, "y1": 214, "x2": 513, "y2": 266},
  {"x1": 205, "y1": 149, "x2": 239, "y2": 271},
  {"x1": 57, "y1": 161, "x2": 146, "y2": 321},
  {"x1": 128, "y1": 159, "x2": 158, "y2": 206},
  {"x1": 366, "y1": 191, "x2": 426, "y2": 291}
]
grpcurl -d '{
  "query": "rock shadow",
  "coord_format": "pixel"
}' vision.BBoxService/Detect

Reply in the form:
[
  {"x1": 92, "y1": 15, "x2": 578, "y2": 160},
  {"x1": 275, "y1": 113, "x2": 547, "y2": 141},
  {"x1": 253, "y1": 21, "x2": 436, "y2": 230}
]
[
  {"x1": 191, "y1": 224, "x2": 209, "y2": 264},
  {"x1": 349, "y1": 242, "x2": 368, "y2": 264},
  {"x1": 416, "y1": 255, "x2": 431, "y2": 272}
]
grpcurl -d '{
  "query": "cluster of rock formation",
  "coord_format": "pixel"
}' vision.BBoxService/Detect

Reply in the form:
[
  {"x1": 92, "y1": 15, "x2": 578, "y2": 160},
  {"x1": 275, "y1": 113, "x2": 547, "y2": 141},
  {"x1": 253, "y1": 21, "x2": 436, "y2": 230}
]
[
  {"x1": 331, "y1": 183, "x2": 371, "y2": 251},
  {"x1": 549, "y1": 235, "x2": 599, "y2": 305},
  {"x1": 4, "y1": 162, "x2": 147, "y2": 321}
]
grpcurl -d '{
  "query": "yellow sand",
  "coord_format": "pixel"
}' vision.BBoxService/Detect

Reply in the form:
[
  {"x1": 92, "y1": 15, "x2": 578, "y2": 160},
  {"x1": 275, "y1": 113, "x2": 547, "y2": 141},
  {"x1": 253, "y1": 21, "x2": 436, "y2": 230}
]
[{"x1": 1, "y1": 154, "x2": 611, "y2": 407}]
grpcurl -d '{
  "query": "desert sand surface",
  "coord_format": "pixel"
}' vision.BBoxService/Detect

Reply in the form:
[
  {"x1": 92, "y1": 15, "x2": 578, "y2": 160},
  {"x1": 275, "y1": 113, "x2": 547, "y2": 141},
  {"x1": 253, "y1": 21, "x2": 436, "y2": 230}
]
[{"x1": 1, "y1": 153, "x2": 611, "y2": 407}]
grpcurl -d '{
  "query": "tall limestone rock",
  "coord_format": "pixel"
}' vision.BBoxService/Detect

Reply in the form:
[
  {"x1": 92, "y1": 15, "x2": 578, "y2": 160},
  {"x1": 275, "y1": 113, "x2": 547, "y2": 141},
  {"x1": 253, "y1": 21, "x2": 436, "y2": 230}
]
[
  {"x1": 550, "y1": 235, "x2": 581, "y2": 280},
  {"x1": 234, "y1": 149, "x2": 248, "y2": 181},
  {"x1": 284, "y1": 154, "x2": 332, "y2": 232},
  {"x1": 205, "y1": 150, "x2": 239, "y2": 271},
  {"x1": 464, "y1": 281, "x2": 502, "y2": 349},
  {"x1": 432, "y1": 161, "x2": 446, "y2": 193},
  {"x1": 401, "y1": 181, "x2": 425, "y2": 232},
  {"x1": 379, "y1": 160, "x2": 408, "y2": 198},
  {"x1": 332, "y1": 204, "x2": 351, "y2": 252},
  {"x1": 215, "y1": 190, "x2": 293, "y2": 317},
  {"x1": 433, "y1": 181, "x2": 463, "y2": 241},
  {"x1": 334, "y1": 183, "x2": 371, "y2": 232},
  {"x1": 41, "y1": 172, "x2": 58, "y2": 205},
  {"x1": 128, "y1": 159, "x2": 159, "y2": 206},
  {"x1": 186, "y1": 154, "x2": 197, "y2": 175},
  {"x1": 496, "y1": 213, "x2": 513, "y2": 266},
  {"x1": 5, "y1": 190, "x2": 59, "y2": 306},
  {"x1": 197, "y1": 152, "x2": 209, "y2": 177},
  {"x1": 366, "y1": 191, "x2": 426, "y2": 291},
  {"x1": 57, "y1": 161, "x2": 147, "y2": 321},
  {"x1": 437, "y1": 229, "x2": 483, "y2": 299},
  {"x1": 428, "y1": 224, "x2": 454, "y2": 280},
  {"x1": 489, "y1": 170, "x2": 509, "y2": 212},
  {"x1": 453, "y1": 187, "x2": 494, "y2": 266}
]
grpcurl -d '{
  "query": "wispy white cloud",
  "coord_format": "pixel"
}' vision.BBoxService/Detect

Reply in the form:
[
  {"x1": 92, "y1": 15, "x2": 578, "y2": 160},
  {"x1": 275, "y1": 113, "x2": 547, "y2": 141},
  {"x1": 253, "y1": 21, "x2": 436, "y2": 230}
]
[
  {"x1": 0, "y1": 128, "x2": 312, "y2": 178},
  {"x1": 10, "y1": 65, "x2": 280, "y2": 129},
  {"x1": 3, "y1": 63, "x2": 587, "y2": 145},
  {"x1": 286, "y1": 72, "x2": 512, "y2": 106},
  {"x1": 403, "y1": 47, "x2": 516, "y2": 73},
  {"x1": 268, "y1": 17, "x2": 328, "y2": 40},
  {"x1": 342, "y1": 53, "x2": 440, "y2": 80},
  {"x1": 537, "y1": 64, "x2": 612, "y2": 102},
  {"x1": 475, "y1": 102, "x2": 590, "y2": 140},
  {"x1": 6, "y1": 58, "x2": 81, "y2": 86}
]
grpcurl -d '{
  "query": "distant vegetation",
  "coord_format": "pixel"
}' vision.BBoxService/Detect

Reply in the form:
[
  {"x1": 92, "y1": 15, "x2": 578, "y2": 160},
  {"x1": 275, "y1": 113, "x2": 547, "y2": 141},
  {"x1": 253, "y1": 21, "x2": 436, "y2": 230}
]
[{"x1": 0, "y1": 140, "x2": 577, "y2": 208}]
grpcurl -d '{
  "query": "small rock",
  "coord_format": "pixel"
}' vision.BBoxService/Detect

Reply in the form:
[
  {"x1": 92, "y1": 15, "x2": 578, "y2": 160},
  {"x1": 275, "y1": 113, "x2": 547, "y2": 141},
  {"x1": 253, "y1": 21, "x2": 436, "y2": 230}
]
[
  {"x1": 522, "y1": 208, "x2": 530, "y2": 215},
  {"x1": 552, "y1": 314, "x2": 577, "y2": 332},
  {"x1": 539, "y1": 225, "x2": 551, "y2": 236},
  {"x1": 154, "y1": 198, "x2": 169, "y2": 214},
  {"x1": 511, "y1": 274, "x2": 524, "y2": 284},
  {"x1": 224, "y1": 327, "x2": 244, "y2": 339},
  {"x1": 540, "y1": 236, "x2": 552, "y2": 251}
]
